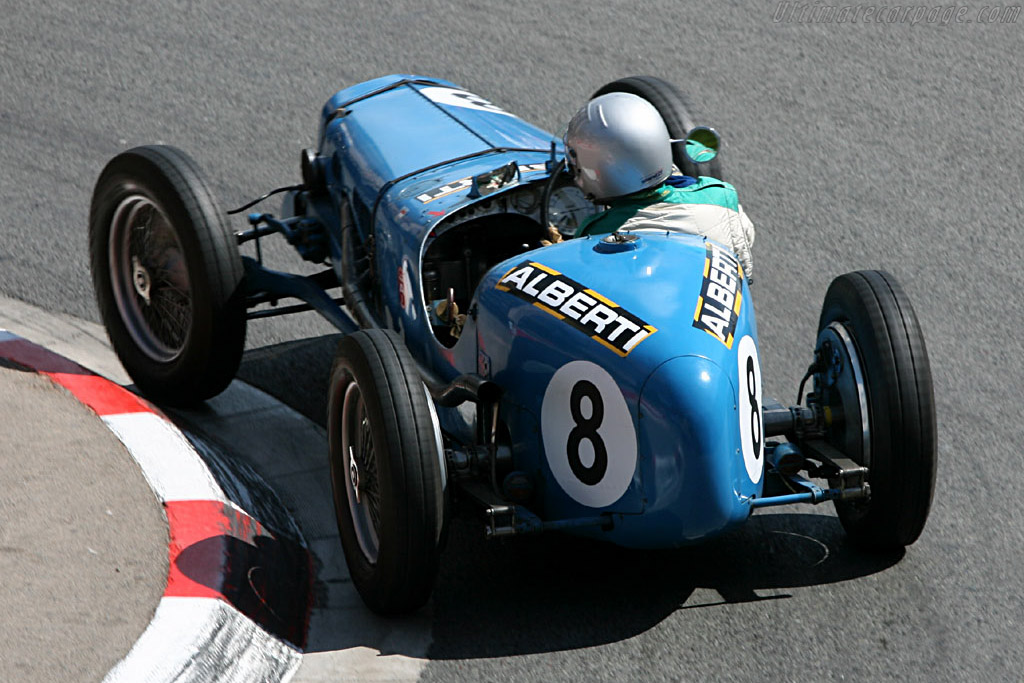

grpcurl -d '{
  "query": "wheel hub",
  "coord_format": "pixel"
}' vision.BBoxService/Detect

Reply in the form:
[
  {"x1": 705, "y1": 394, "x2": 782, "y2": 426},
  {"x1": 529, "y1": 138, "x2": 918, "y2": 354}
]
[
  {"x1": 814, "y1": 321, "x2": 870, "y2": 469},
  {"x1": 348, "y1": 445, "x2": 361, "y2": 503},
  {"x1": 339, "y1": 381, "x2": 380, "y2": 564},
  {"x1": 108, "y1": 194, "x2": 192, "y2": 363},
  {"x1": 131, "y1": 256, "x2": 152, "y2": 305},
  {"x1": 824, "y1": 341, "x2": 843, "y2": 387}
]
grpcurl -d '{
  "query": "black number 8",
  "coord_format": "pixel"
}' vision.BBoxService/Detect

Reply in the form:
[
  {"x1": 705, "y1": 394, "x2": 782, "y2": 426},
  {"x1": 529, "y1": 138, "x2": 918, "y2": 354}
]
[
  {"x1": 746, "y1": 356, "x2": 762, "y2": 459},
  {"x1": 451, "y1": 91, "x2": 500, "y2": 111},
  {"x1": 567, "y1": 380, "x2": 608, "y2": 485}
]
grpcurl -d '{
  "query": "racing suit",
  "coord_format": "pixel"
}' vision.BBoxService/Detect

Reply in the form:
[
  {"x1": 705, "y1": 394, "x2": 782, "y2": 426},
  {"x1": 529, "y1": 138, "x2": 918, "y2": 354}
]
[{"x1": 574, "y1": 175, "x2": 756, "y2": 282}]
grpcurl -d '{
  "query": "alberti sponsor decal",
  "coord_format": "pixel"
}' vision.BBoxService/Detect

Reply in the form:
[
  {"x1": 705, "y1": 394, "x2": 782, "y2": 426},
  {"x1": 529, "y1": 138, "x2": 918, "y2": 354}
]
[
  {"x1": 692, "y1": 242, "x2": 743, "y2": 348},
  {"x1": 496, "y1": 261, "x2": 656, "y2": 356}
]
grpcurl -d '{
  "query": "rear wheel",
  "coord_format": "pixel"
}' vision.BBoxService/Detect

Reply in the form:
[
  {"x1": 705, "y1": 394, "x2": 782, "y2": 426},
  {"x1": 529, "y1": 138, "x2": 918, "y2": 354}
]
[
  {"x1": 328, "y1": 329, "x2": 445, "y2": 614},
  {"x1": 89, "y1": 145, "x2": 246, "y2": 405},
  {"x1": 814, "y1": 270, "x2": 936, "y2": 549},
  {"x1": 593, "y1": 75, "x2": 724, "y2": 180}
]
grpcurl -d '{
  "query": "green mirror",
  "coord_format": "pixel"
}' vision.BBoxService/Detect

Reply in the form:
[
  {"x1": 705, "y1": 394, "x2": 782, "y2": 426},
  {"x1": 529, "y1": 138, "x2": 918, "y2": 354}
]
[{"x1": 682, "y1": 126, "x2": 721, "y2": 164}]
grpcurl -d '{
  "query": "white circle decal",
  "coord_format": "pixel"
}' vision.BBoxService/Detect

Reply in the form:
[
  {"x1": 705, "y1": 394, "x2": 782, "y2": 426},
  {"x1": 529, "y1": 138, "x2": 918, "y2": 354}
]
[
  {"x1": 419, "y1": 86, "x2": 513, "y2": 116},
  {"x1": 737, "y1": 335, "x2": 764, "y2": 483},
  {"x1": 541, "y1": 361, "x2": 637, "y2": 508}
]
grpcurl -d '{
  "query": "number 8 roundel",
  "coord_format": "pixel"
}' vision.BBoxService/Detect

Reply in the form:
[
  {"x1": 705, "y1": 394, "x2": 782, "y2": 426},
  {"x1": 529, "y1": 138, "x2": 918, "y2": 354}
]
[
  {"x1": 541, "y1": 361, "x2": 638, "y2": 508},
  {"x1": 737, "y1": 335, "x2": 764, "y2": 484}
]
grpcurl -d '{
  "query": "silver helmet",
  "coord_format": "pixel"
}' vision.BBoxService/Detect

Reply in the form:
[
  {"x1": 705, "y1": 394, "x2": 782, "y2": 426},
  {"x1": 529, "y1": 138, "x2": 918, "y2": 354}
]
[{"x1": 563, "y1": 92, "x2": 672, "y2": 201}]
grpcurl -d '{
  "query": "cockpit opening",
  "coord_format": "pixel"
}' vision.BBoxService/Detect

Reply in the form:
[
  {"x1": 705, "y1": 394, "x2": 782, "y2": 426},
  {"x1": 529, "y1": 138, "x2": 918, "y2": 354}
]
[{"x1": 422, "y1": 213, "x2": 547, "y2": 347}]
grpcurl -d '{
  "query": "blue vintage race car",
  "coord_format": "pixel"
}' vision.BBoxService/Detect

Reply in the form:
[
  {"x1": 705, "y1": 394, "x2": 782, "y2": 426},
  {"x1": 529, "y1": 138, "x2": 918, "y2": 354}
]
[{"x1": 89, "y1": 74, "x2": 937, "y2": 614}]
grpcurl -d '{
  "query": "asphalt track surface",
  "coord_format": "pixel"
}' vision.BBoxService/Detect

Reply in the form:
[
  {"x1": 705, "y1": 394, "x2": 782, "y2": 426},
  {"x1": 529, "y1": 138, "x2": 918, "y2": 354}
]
[
  {"x1": 2, "y1": 1, "x2": 1022, "y2": 681},
  {"x1": 0, "y1": 362, "x2": 167, "y2": 682}
]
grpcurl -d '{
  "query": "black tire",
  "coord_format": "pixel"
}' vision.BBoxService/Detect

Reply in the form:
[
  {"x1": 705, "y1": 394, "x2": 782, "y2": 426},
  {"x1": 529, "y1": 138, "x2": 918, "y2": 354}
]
[
  {"x1": 592, "y1": 75, "x2": 724, "y2": 180},
  {"x1": 89, "y1": 145, "x2": 246, "y2": 405},
  {"x1": 328, "y1": 329, "x2": 445, "y2": 615},
  {"x1": 815, "y1": 270, "x2": 936, "y2": 549}
]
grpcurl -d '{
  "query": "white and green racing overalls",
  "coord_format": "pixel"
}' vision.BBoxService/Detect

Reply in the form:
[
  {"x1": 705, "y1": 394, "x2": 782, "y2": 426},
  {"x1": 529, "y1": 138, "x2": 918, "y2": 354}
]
[{"x1": 575, "y1": 176, "x2": 755, "y2": 282}]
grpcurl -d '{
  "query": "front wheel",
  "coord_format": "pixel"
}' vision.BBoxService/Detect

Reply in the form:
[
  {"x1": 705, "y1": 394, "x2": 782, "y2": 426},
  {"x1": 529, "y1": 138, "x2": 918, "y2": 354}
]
[
  {"x1": 813, "y1": 270, "x2": 936, "y2": 549},
  {"x1": 89, "y1": 145, "x2": 246, "y2": 405},
  {"x1": 328, "y1": 329, "x2": 446, "y2": 614}
]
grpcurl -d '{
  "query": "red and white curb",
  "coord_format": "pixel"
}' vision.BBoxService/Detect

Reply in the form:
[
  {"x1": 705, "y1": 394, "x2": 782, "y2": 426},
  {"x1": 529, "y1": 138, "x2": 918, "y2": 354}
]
[{"x1": 0, "y1": 330, "x2": 310, "y2": 683}]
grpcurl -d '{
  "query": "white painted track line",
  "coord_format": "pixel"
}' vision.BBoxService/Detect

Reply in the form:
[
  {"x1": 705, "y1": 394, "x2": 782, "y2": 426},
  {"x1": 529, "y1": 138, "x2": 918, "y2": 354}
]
[
  {"x1": 102, "y1": 412, "x2": 228, "y2": 504},
  {"x1": 104, "y1": 597, "x2": 300, "y2": 683}
]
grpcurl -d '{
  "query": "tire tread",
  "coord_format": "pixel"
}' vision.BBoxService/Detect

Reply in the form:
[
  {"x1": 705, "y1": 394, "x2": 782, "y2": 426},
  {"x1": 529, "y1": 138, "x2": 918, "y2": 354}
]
[
  {"x1": 819, "y1": 270, "x2": 936, "y2": 548},
  {"x1": 329, "y1": 329, "x2": 443, "y2": 614},
  {"x1": 89, "y1": 144, "x2": 246, "y2": 405}
]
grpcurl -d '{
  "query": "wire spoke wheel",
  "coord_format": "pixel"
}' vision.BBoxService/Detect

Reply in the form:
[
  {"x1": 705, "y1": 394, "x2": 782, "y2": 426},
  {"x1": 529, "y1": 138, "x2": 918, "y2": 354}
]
[
  {"x1": 89, "y1": 145, "x2": 246, "y2": 405},
  {"x1": 328, "y1": 329, "x2": 446, "y2": 615},
  {"x1": 108, "y1": 195, "x2": 193, "y2": 362},
  {"x1": 341, "y1": 383, "x2": 381, "y2": 563}
]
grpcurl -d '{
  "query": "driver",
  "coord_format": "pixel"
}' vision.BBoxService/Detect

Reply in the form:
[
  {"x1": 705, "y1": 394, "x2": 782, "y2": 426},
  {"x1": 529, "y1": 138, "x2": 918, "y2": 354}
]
[{"x1": 562, "y1": 92, "x2": 755, "y2": 282}]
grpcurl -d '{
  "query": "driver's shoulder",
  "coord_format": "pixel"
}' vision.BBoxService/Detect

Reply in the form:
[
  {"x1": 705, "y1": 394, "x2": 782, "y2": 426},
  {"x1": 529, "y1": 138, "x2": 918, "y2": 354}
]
[{"x1": 661, "y1": 177, "x2": 739, "y2": 211}]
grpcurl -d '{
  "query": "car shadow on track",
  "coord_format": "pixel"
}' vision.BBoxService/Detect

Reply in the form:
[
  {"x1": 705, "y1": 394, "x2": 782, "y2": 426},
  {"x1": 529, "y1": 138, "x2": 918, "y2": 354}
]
[
  {"x1": 424, "y1": 512, "x2": 901, "y2": 659},
  {"x1": 236, "y1": 334, "x2": 342, "y2": 428}
]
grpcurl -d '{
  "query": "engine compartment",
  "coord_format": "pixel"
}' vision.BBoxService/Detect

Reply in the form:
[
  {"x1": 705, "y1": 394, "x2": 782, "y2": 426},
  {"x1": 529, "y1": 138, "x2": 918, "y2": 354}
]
[{"x1": 422, "y1": 212, "x2": 546, "y2": 347}]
